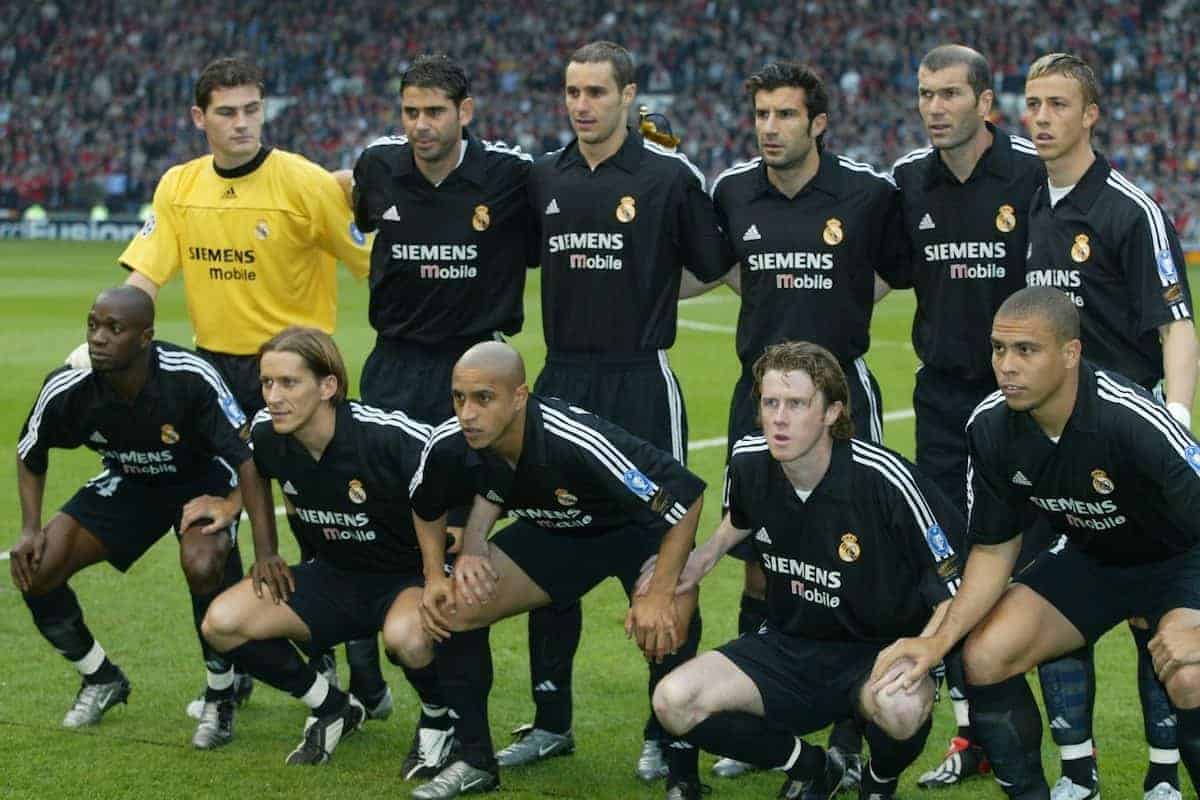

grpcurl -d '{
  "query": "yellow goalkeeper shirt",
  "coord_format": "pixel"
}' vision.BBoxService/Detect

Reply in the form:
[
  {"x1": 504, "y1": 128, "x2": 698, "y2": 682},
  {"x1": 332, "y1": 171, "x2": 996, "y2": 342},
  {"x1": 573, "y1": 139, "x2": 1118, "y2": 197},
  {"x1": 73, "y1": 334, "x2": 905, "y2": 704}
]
[{"x1": 119, "y1": 147, "x2": 371, "y2": 355}]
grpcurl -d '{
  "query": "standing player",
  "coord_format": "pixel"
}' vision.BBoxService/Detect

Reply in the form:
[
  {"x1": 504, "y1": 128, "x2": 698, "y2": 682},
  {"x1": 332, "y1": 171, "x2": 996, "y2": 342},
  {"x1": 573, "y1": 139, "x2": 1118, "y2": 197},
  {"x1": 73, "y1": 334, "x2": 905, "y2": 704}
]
[
  {"x1": 887, "y1": 44, "x2": 1045, "y2": 789},
  {"x1": 871, "y1": 287, "x2": 1200, "y2": 800},
  {"x1": 1021, "y1": 53, "x2": 1197, "y2": 800},
  {"x1": 109, "y1": 56, "x2": 384, "y2": 715},
  {"x1": 202, "y1": 328, "x2": 452, "y2": 772},
  {"x1": 408, "y1": 342, "x2": 707, "y2": 800},
  {"x1": 694, "y1": 60, "x2": 906, "y2": 782},
  {"x1": 652, "y1": 341, "x2": 964, "y2": 800},
  {"x1": 10, "y1": 287, "x2": 274, "y2": 748},
  {"x1": 513, "y1": 40, "x2": 734, "y2": 779},
  {"x1": 352, "y1": 54, "x2": 534, "y2": 423}
]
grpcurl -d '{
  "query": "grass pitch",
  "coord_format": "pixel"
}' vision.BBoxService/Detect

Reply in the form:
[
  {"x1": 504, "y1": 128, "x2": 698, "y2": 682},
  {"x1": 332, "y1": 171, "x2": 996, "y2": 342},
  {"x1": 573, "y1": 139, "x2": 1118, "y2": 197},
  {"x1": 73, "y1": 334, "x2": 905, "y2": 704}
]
[{"x1": 0, "y1": 241, "x2": 1192, "y2": 798}]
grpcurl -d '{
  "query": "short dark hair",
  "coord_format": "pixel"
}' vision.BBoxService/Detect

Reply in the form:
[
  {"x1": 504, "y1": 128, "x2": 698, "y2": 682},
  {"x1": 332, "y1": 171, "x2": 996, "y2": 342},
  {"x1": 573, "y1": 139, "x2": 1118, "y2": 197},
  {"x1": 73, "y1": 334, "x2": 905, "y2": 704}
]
[
  {"x1": 996, "y1": 287, "x2": 1081, "y2": 343},
  {"x1": 920, "y1": 44, "x2": 993, "y2": 99},
  {"x1": 1027, "y1": 52, "x2": 1101, "y2": 110},
  {"x1": 752, "y1": 341, "x2": 853, "y2": 440},
  {"x1": 568, "y1": 41, "x2": 635, "y2": 89},
  {"x1": 401, "y1": 54, "x2": 470, "y2": 105},
  {"x1": 259, "y1": 326, "x2": 349, "y2": 404},
  {"x1": 744, "y1": 61, "x2": 829, "y2": 148},
  {"x1": 194, "y1": 57, "x2": 264, "y2": 110}
]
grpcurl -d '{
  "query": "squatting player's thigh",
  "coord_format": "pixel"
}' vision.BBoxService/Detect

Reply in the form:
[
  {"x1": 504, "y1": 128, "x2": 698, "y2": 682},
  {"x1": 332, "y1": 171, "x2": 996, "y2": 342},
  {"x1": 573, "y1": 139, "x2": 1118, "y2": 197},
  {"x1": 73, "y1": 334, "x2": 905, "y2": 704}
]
[
  {"x1": 717, "y1": 627, "x2": 881, "y2": 735},
  {"x1": 658, "y1": 649, "x2": 766, "y2": 717},
  {"x1": 22, "y1": 511, "x2": 112, "y2": 592},
  {"x1": 963, "y1": 582, "x2": 1087, "y2": 686},
  {"x1": 443, "y1": 531, "x2": 554, "y2": 631},
  {"x1": 59, "y1": 472, "x2": 182, "y2": 573},
  {"x1": 203, "y1": 575, "x2": 311, "y2": 643}
]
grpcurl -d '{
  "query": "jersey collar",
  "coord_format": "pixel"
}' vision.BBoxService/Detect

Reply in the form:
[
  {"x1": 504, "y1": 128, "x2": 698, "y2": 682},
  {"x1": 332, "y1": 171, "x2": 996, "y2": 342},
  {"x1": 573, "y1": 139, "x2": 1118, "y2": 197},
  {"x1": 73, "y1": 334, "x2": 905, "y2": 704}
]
[
  {"x1": 517, "y1": 397, "x2": 551, "y2": 467},
  {"x1": 212, "y1": 146, "x2": 273, "y2": 180},
  {"x1": 923, "y1": 122, "x2": 1015, "y2": 188},
  {"x1": 752, "y1": 151, "x2": 843, "y2": 201},
  {"x1": 555, "y1": 127, "x2": 644, "y2": 174},
  {"x1": 1032, "y1": 152, "x2": 1111, "y2": 214},
  {"x1": 774, "y1": 436, "x2": 853, "y2": 503},
  {"x1": 396, "y1": 130, "x2": 487, "y2": 188}
]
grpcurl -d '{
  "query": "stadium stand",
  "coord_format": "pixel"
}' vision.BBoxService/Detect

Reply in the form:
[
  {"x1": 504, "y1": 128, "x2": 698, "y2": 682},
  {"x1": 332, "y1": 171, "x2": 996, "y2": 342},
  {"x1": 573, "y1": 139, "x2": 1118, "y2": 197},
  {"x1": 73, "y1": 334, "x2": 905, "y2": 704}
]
[{"x1": 1, "y1": 0, "x2": 1197, "y2": 240}]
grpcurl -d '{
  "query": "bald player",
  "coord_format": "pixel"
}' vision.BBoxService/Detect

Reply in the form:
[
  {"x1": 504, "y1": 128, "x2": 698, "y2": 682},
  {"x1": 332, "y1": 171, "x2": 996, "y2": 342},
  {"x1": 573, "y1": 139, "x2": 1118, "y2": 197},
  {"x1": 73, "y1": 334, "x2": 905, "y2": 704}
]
[
  {"x1": 406, "y1": 341, "x2": 709, "y2": 799},
  {"x1": 13, "y1": 287, "x2": 275, "y2": 747}
]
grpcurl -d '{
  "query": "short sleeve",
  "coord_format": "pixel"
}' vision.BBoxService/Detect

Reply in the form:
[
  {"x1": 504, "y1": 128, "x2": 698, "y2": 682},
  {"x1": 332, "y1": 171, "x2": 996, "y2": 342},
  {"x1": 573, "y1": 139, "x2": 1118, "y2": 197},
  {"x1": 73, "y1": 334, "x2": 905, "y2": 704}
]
[
  {"x1": 306, "y1": 167, "x2": 372, "y2": 279},
  {"x1": 16, "y1": 367, "x2": 90, "y2": 474},
  {"x1": 118, "y1": 168, "x2": 183, "y2": 285}
]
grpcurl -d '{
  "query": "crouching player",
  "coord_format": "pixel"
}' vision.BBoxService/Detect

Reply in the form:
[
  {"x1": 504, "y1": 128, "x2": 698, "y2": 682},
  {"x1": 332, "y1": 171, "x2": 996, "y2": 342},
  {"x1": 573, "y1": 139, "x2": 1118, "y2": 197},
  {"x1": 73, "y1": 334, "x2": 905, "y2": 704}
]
[
  {"x1": 11, "y1": 286, "x2": 273, "y2": 747},
  {"x1": 652, "y1": 341, "x2": 964, "y2": 800},
  {"x1": 201, "y1": 327, "x2": 453, "y2": 771}
]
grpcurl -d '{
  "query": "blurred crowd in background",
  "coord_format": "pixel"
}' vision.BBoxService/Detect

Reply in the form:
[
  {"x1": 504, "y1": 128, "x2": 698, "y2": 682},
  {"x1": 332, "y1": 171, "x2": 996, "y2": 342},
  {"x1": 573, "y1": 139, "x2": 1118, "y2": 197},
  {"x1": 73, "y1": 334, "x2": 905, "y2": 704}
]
[{"x1": 3, "y1": 0, "x2": 1197, "y2": 239}]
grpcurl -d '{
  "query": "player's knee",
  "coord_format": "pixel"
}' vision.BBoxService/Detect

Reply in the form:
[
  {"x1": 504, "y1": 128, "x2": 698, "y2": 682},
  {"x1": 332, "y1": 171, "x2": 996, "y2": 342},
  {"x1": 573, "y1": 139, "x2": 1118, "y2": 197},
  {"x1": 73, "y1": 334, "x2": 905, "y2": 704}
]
[
  {"x1": 869, "y1": 675, "x2": 935, "y2": 740},
  {"x1": 1164, "y1": 664, "x2": 1200, "y2": 710},
  {"x1": 200, "y1": 593, "x2": 244, "y2": 649},
  {"x1": 651, "y1": 669, "x2": 701, "y2": 735},
  {"x1": 962, "y1": 629, "x2": 1020, "y2": 687},
  {"x1": 382, "y1": 615, "x2": 433, "y2": 669},
  {"x1": 180, "y1": 539, "x2": 230, "y2": 595}
]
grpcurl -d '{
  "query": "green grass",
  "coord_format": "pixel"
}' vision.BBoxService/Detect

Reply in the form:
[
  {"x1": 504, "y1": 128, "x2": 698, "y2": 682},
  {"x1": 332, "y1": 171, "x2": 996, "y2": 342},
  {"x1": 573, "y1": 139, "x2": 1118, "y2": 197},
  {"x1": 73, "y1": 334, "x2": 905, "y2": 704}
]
[{"x1": 0, "y1": 241, "x2": 1192, "y2": 798}]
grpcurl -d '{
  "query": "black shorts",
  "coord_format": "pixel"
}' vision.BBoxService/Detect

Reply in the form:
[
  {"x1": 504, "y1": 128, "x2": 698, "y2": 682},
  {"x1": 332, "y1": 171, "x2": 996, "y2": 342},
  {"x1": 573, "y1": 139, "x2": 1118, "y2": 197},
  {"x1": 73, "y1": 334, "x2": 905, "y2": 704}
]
[
  {"x1": 286, "y1": 559, "x2": 423, "y2": 655},
  {"x1": 913, "y1": 366, "x2": 995, "y2": 517},
  {"x1": 717, "y1": 626, "x2": 882, "y2": 735},
  {"x1": 360, "y1": 335, "x2": 499, "y2": 424},
  {"x1": 61, "y1": 465, "x2": 238, "y2": 572},
  {"x1": 1015, "y1": 539, "x2": 1200, "y2": 644},
  {"x1": 197, "y1": 348, "x2": 263, "y2": 418},
  {"x1": 725, "y1": 359, "x2": 881, "y2": 559},
  {"x1": 490, "y1": 520, "x2": 663, "y2": 606},
  {"x1": 536, "y1": 350, "x2": 688, "y2": 465}
]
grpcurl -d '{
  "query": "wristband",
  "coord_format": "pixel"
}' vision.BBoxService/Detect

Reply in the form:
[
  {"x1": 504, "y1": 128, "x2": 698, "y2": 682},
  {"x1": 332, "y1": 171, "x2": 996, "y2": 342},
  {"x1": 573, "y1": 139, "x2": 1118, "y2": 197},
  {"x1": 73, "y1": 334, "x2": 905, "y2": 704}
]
[{"x1": 1167, "y1": 402, "x2": 1192, "y2": 429}]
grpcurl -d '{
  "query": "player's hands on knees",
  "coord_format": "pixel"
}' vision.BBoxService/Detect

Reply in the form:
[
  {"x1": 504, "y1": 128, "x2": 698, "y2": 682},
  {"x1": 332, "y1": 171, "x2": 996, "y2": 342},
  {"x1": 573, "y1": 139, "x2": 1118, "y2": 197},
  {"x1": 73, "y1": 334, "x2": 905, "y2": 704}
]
[
  {"x1": 626, "y1": 591, "x2": 679, "y2": 663},
  {"x1": 1150, "y1": 627, "x2": 1200, "y2": 682},
  {"x1": 9, "y1": 527, "x2": 48, "y2": 592},
  {"x1": 869, "y1": 637, "x2": 943, "y2": 696},
  {"x1": 453, "y1": 550, "x2": 498, "y2": 607},
  {"x1": 181, "y1": 495, "x2": 239, "y2": 535},
  {"x1": 420, "y1": 573, "x2": 457, "y2": 641},
  {"x1": 251, "y1": 555, "x2": 294, "y2": 604}
]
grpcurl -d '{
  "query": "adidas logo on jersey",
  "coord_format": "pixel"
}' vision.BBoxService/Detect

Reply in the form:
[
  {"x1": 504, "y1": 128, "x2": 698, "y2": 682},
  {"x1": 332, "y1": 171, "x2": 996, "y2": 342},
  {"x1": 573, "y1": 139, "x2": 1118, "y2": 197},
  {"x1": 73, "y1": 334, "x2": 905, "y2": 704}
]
[
  {"x1": 382, "y1": 205, "x2": 401, "y2": 222},
  {"x1": 545, "y1": 198, "x2": 560, "y2": 215},
  {"x1": 222, "y1": 186, "x2": 237, "y2": 200},
  {"x1": 754, "y1": 528, "x2": 772, "y2": 545},
  {"x1": 486, "y1": 489, "x2": 505, "y2": 504},
  {"x1": 1011, "y1": 471, "x2": 1032, "y2": 486},
  {"x1": 533, "y1": 681, "x2": 558, "y2": 693},
  {"x1": 88, "y1": 431, "x2": 108, "y2": 444},
  {"x1": 918, "y1": 212, "x2": 936, "y2": 230},
  {"x1": 282, "y1": 480, "x2": 299, "y2": 495},
  {"x1": 742, "y1": 224, "x2": 762, "y2": 242}
]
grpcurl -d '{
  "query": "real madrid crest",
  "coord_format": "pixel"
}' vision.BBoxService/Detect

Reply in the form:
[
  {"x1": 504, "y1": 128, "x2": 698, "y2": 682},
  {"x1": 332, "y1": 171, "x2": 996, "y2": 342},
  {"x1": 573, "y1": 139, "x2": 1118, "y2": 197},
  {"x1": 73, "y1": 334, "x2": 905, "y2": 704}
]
[
  {"x1": 996, "y1": 204, "x2": 1016, "y2": 233},
  {"x1": 838, "y1": 533, "x2": 860, "y2": 563},
  {"x1": 472, "y1": 204, "x2": 490, "y2": 232},
  {"x1": 1090, "y1": 469, "x2": 1115, "y2": 495},
  {"x1": 348, "y1": 479, "x2": 367, "y2": 504},
  {"x1": 1071, "y1": 234, "x2": 1090, "y2": 263},
  {"x1": 254, "y1": 219, "x2": 270, "y2": 240},
  {"x1": 616, "y1": 195, "x2": 637, "y2": 223},
  {"x1": 823, "y1": 218, "x2": 843, "y2": 246},
  {"x1": 555, "y1": 488, "x2": 578, "y2": 507},
  {"x1": 160, "y1": 424, "x2": 180, "y2": 445}
]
